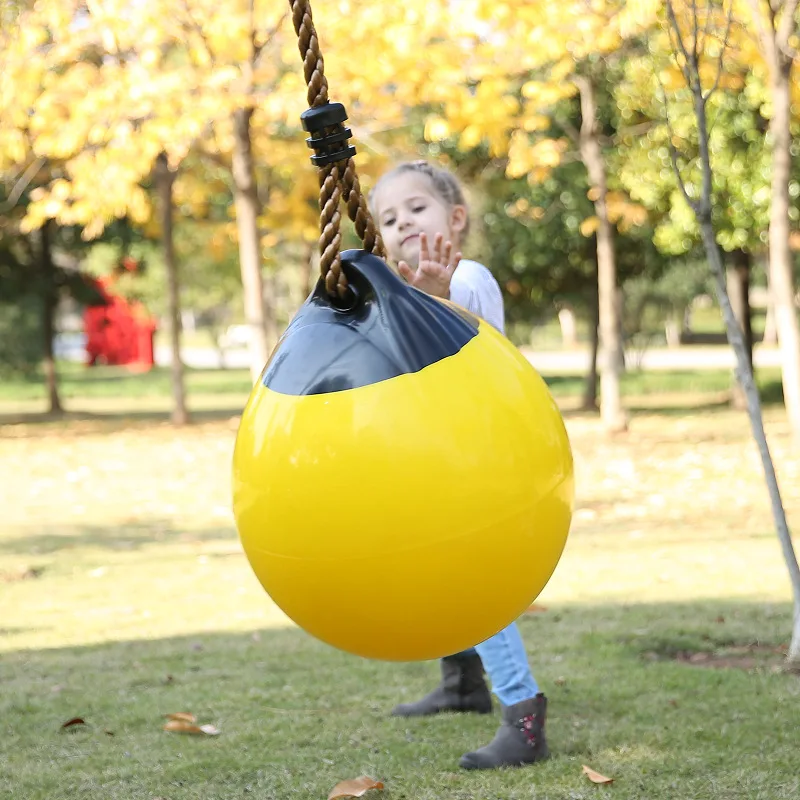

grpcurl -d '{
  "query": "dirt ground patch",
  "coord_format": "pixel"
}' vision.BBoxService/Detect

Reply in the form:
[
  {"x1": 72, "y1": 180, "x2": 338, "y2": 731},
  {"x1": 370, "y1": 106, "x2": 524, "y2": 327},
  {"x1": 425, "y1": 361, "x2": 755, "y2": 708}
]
[{"x1": 645, "y1": 642, "x2": 793, "y2": 672}]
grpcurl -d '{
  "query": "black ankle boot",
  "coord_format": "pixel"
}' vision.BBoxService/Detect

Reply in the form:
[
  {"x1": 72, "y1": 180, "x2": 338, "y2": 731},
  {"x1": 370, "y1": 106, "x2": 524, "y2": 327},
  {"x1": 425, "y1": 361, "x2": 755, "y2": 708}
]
[
  {"x1": 391, "y1": 652, "x2": 493, "y2": 717},
  {"x1": 459, "y1": 694, "x2": 549, "y2": 770}
]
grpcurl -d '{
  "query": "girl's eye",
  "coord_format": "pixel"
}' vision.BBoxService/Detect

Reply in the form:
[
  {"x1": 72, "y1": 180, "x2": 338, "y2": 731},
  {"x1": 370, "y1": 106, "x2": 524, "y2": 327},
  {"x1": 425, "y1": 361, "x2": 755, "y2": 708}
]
[
  {"x1": 412, "y1": 206, "x2": 426, "y2": 213},
  {"x1": 383, "y1": 217, "x2": 396, "y2": 226}
]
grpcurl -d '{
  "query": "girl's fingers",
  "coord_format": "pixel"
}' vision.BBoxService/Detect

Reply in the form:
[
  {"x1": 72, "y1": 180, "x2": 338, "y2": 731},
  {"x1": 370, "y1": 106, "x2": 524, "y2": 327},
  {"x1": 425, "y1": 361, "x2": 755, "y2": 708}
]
[
  {"x1": 442, "y1": 240, "x2": 452, "y2": 267},
  {"x1": 432, "y1": 232, "x2": 443, "y2": 264},
  {"x1": 447, "y1": 252, "x2": 462, "y2": 275},
  {"x1": 418, "y1": 232, "x2": 430, "y2": 264},
  {"x1": 418, "y1": 262, "x2": 441, "y2": 278},
  {"x1": 397, "y1": 261, "x2": 415, "y2": 282}
]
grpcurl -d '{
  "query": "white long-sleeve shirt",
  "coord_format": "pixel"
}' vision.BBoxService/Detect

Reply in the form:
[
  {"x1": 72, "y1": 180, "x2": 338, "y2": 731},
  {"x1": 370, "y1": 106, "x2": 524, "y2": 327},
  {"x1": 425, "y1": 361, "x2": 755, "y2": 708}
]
[{"x1": 448, "y1": 259, "x2": 505, "y2": 335}]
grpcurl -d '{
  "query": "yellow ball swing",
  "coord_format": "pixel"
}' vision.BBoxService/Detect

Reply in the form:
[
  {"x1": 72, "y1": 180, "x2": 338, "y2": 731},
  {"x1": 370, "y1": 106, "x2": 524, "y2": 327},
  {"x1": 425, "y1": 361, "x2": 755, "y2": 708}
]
[{"x1": 232, "y1": 0, "x2": 574, "y2": 662}]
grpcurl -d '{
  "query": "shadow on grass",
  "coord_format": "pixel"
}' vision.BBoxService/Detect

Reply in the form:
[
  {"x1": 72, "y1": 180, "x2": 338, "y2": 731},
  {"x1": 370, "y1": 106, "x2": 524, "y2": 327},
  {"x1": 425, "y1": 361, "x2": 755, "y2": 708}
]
[
  {"x1": 0, "y1": 522, "x2": 236, "y2": 557},
  {"x1": 0, "y1": 600, "x2": 797, "y2": 799},
  {"x1": 0, "y1": 406, "x2": 245, "y2": 433},
  {"x1": 0, "y1": 372, "x2": 786, "y2": 442},
  {"x1": 558, "y1": 397, "x2": 734, "y2": 420}
]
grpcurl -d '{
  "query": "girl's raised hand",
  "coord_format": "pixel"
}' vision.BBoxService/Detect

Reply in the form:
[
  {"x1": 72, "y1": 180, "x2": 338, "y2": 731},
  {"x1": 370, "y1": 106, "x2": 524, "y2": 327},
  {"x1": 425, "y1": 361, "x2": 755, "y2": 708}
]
[{"x1": 397, "y1": 232, "x2": 461, "y2": 299}]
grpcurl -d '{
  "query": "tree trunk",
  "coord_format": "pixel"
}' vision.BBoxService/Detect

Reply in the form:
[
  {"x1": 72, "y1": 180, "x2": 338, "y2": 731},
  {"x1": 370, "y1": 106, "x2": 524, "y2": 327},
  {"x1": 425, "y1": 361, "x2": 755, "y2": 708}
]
[
  {"x1": 665, "y1": 308, "x2": 683, "y2": 348},
  {"x1": 558, "y1": 305, "x2": 578, "y2": 348},
  {"x1": 231, "y1": 106, "x2": 271, "y2": 383},
  {"x1": 701, "y1": 219, "x2": 800, "y2": 671},
  {"x1": 582, "y1": 251, "x2": 600, "y2": 411},
  {"x1": 576, "y1": 74, "x2": 627, "y2": 432},
  {"x1": 582, "y1": 301, "x2": 600, "y2": 411},
  {"x1": 616, "y1": 287, "x2": 626, "y2": 372},
  {"x1": 728, "y1": 249, "x2": 753, "y2": 410},
  {"x1": 37, "y1": 222, "x2": 62, "y2": 416},
  {"x1": 156, "y1": 153, "x2": 189, "y2": 426},
  {"x1": 768, "y1": 67, "x2": 800, "y2": 441},
  {"x1": 763, "y1": 296, "x2": 778, "y2": 345}
]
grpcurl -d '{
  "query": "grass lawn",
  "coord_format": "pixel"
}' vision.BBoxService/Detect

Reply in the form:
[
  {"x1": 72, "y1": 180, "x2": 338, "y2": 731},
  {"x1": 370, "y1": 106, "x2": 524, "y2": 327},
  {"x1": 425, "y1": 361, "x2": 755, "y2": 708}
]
[
  {"x1": 0, "y1": 360, "x2": 786, "y2": 421},
  {"x1": 2, "y1": 399, "x2": 800, "y2": 798}
]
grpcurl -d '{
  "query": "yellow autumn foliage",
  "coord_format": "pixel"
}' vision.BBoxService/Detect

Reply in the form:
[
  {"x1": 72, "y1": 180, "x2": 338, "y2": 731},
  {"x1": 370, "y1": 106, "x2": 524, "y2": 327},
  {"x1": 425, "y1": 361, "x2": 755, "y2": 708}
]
[{"x1": 0, "y1": 0, "x2": 793, "y2": 248}]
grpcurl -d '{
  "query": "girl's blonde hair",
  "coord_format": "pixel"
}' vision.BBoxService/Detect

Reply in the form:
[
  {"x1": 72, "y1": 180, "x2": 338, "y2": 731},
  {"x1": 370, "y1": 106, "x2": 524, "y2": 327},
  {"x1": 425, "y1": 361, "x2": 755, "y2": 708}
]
[{"x1": 370, "y1": 160, "x2": 471, "y2": 241}]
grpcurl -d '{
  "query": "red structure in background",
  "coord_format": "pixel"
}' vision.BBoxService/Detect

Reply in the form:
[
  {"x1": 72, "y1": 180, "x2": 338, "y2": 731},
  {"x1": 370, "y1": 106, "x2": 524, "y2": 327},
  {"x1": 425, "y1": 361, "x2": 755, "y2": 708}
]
[{"x1": 83, "y1": 258, "x2": 157, "y2": 371}]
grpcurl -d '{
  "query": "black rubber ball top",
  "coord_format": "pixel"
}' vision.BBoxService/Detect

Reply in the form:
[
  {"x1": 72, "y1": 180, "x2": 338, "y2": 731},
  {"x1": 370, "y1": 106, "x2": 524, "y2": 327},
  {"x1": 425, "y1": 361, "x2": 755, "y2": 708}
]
[{"x1": 262, "y1": 250, "x2": 479, "y2": 396}]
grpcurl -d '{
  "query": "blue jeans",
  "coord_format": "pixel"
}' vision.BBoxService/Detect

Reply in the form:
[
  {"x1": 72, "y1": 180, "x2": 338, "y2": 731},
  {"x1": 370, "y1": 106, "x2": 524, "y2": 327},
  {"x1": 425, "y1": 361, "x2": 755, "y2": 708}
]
[{"x1": 463, "y1": 622, "x2": 539, "y2": 707}]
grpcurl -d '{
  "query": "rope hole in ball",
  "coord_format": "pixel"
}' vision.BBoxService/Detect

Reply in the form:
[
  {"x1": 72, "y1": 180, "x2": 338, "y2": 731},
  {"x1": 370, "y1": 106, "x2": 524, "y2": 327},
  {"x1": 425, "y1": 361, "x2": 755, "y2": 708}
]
[{"x1": 327, "y1": 284, "x2": 361, "y2": 314}]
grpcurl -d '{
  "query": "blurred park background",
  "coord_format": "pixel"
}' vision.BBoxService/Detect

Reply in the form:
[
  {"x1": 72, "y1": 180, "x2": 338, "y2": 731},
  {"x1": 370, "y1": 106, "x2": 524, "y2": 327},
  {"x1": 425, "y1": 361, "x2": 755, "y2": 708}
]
[
  {"x1": 1, "y1": 0, "x2": 799, "y2": 429},
  {"x1": 2, "y1": 2, "x2": 800, "y2": 799}
]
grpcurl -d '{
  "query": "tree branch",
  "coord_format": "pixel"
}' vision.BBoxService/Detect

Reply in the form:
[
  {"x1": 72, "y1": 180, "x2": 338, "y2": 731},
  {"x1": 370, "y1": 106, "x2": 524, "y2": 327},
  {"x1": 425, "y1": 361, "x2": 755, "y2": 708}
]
[
  {"x1": 704, "y1": 0, "x2": 735, "y2": 101},
  {"x1": 666, "y1": 2, "x2": 696, "y2": 88},
  {"x1": 195, "y1": 144, "x2": 230, "y2": 171},
  {"x1": 573, "y1": 74, "x2": 595, "y2": 140},
  {"x1": 701, "y1": 0, "x2": 716, "y2": 55},
  {"x1": 776, "y1": 0, "x2": 800, "y2": 54},
  {"x1": 253, "y1": 10, "x2": 289, "y2": 66},
  {"x1": 507, "y1": 199, "x2": 565, "y2": 229},
  {"x1": 654, "y1": 19, "x2": 697, "y2": 213},
  {"x1": 247, "y1": 0, "x2": 256, "y2": 68},
  {"x1": 3, "y1": 157, "x2": 46, "y2": 210},
  {"x1": 179, "y1": 0, "x2": 215, "y2": 66},
  {"x1": 611, "y1": 121, "x2": 657, "y2": 141},
  {"x1": 746, "y1": 0, "x2": 778, "y2": 65},
  {"x1": 558, "y1": 115, "x2": 581, "y2": 146}
]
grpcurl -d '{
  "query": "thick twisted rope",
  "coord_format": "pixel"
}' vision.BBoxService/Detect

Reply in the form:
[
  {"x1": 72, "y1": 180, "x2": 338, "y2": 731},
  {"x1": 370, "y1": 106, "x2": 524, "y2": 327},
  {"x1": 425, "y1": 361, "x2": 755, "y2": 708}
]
[{"x1": 289, "y1": 0, "x2": 386, "y2": 299}]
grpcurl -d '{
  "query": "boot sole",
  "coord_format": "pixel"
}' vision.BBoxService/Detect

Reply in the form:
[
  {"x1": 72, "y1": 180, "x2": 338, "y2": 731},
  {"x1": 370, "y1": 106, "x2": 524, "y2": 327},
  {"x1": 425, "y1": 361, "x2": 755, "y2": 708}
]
[
  {"x1": 459, "y1": 749, "x2": 550, "y2": 770},
  {"x1": 391, "y1": 705, "x2": 493, "y2": 718}
]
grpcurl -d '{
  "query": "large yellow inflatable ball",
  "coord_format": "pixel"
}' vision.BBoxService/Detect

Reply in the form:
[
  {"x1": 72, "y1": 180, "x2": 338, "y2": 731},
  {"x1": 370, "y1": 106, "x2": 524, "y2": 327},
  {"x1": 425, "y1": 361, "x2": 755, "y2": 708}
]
[{"x1": 232, "y1": 250, "x2": 574, "y2": 662}]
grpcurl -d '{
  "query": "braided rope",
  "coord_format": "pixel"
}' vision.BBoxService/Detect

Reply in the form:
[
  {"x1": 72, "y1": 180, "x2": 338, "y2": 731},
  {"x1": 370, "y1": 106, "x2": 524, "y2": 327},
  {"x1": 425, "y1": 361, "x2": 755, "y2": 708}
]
[{"x1": 289, "y1": 0, "x2": 386, "y2": 299}]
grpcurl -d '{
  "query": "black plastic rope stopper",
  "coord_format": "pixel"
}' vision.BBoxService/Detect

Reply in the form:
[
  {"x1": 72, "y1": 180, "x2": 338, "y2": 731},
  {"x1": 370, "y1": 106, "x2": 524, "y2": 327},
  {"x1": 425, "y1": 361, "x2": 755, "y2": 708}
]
[{"x1": 300, "y1": 102, "x2": 356, "y2": 166}]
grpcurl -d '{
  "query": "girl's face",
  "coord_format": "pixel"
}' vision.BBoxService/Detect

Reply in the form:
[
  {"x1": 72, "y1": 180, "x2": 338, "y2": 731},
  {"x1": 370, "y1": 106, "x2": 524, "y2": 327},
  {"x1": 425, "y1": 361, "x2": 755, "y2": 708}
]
[{"x1": 373, "y1": 172, "x2": 466, "y2": 268}]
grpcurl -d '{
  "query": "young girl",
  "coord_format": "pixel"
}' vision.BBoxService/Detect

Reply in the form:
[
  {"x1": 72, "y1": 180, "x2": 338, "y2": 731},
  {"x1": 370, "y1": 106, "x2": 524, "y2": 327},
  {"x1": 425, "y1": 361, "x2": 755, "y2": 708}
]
[{"x1": 369, "y1": 160, "x2": 549, "y2": 771}]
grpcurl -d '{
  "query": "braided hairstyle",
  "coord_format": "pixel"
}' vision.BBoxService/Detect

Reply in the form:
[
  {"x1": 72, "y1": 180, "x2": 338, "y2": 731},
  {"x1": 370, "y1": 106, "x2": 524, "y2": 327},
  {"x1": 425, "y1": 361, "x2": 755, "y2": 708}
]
[{"x1": 369, "y1": 160, "x2": 471, "y2": 242}]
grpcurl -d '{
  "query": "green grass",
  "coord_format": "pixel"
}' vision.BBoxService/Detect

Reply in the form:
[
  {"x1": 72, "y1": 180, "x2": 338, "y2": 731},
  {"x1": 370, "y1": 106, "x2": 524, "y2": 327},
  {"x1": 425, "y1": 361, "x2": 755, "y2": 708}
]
[
  {"x1": 545, "y1": 367, "x2": 782, "y2": 404},
  {"x1": 1, "y1": 409, "x2": 799, "y2": 798},
  {"x1": 0, "y1": 362, "x2": 254, "y2": 402},
  {"x1": 0, "y1": 361, "x2": 785, "y2": 420},
  {"x1": 691, "y1": 306, "x2": 771, "y2": 336}
]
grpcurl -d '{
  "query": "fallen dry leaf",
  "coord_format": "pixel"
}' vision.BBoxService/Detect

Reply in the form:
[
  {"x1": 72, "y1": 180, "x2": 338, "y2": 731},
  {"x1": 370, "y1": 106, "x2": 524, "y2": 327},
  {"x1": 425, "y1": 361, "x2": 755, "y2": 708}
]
[
  {"x1": 328, "y1": 776, "x2": 384, "y2": 799},
  {"x1": 61, "y1": 717, "x2": 86, "y2": 729},
  {"x1": 164, "y1": 712, "x2": 196, "y2": 723},
  {"x1": 163, "y1": 720, "x2": 220, "y2": 736},
  {"x1": 1, "y1": 566, "x2": 44, "y2": 583},
  {"x1": 525, "y1": 604, "x2": 548, "y2": 613},
  {"x1": 582, "y1": 765, "x2": 613, "y2": 784}
]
